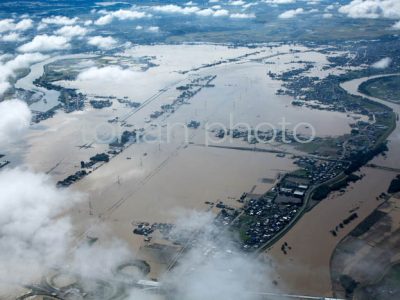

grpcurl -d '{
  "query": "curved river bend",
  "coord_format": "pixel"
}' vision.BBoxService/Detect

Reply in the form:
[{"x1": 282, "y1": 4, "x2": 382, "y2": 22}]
[{"x1": 267, "y1": 74, "x2": 400, "y2": 297}]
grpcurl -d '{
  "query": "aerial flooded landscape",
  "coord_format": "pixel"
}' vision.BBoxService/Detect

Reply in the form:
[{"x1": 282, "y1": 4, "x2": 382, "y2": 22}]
[{"x1": 1, "y1": 0, "x2": 400, "y2": 299}]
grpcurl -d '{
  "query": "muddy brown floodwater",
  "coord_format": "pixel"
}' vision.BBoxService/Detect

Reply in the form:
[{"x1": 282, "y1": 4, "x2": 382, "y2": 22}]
[
  {"x1": 10, "y1": 45, "x2": 373, "y2": 290},
  {"x1": 264, "y1": 75, "x2": 400, "y2": 297}
]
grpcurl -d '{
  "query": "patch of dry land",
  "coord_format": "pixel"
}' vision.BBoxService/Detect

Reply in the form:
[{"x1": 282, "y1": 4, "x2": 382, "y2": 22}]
[
  {"x1": 331, "y1": 194, "x2": 400, "y2": 299},
  {"x1": 13, "y1": 44, "x2": 370, "y2": 283},
  {"x1": 263, "y1": 74, "x2": 400, "y2": 297},
  {"x1": 264, "y1": 167, "x2": 395, "y2": 296}
]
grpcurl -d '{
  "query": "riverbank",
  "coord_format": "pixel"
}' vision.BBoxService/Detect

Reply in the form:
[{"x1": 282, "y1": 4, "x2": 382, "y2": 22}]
[
  {"x1": 9, "y1": 43, "x2": 378, "y2": 289},
  {"x1": 264, "y1": 74, "x2": 400, "y2": 297}
]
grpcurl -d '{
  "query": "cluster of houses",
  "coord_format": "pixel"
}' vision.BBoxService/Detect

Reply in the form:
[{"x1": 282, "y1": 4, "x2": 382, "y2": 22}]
[
  {"x1": 32, "y1": 108, "x2": 58, "y2": 123},
  {"x1": 55, "y1": 75, "x2": 218, "y2": 191},
  {"x1": 133, "y1": 222, "x2": 175, "y2": 243},
  {"x1": 275, "y1": 175, "x2": 309, "y2": 205},
  {"x1": 58, "y1": 152, "x2": 113, "y2": 187},
  {"x1": 345, "y1": 118, "x2": 389, "y2": 158},
  {"x1": 133, "y1": 223, "x2": 155, "y2": 236},
  {"x1": 61, "y1": 89, "x2": 85, "y2": 113},
  {"x1": 117, "y1": 97, "x2": 141, "y2": 108},
  {"x1": 294, "y1": 157, "x2": 346, "y2": 184},
  {"x1": 57, "y1": 170, "x2": 87, "y2": 188},
  {"x1": 187, "y1": 120, "x2": 201, "y2": 129},
  {"x1": 237, "y1": 194, "x2": 299, "y2": 251},
  {"x1": 89, "y1": 99, "x2": 112, "y2": 109},
  {"x1": 80, "y1": 153, "x2": 110, "y2": 169},
  {"x1": 109, "y1": 130, "x2": 138, "y2": 148},
  {"x1": 231, "y1": 174, "x2": 311, "y2": 250},
  {"x1": 148, "y1": 75, "x2": 217, "y2": 122},
  {"x1": 57, "y1": 128, "x2": 140, "y2": 188},
  {"x1": 212, "y1": 126, "x2": 312, "y2": 145}
]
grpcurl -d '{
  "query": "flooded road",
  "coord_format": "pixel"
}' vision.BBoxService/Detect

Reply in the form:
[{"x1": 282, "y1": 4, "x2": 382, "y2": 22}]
[{"x1": 10, "y1": 44, "x2": 375, "y2": 283}]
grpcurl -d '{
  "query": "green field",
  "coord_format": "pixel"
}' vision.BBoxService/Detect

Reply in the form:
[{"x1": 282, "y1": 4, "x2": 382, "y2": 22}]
[
  {"x1": 355, "y1": 264, "x2": 400, "y2": 300},
  {"x1": 359, "y1": 75, "x2": 400, "y2": 103}
]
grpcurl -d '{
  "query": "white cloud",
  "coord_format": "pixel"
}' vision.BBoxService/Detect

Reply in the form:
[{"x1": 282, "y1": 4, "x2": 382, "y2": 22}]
[
  {"x1": 0, "y1": 32, "x2": 25, "y2": 42},
  {"x1": 77, "y1": 65, "x2": 138, "y2": 83},
  {"x1": 325, "y1": 4, "x2": 335, "y2": 11},
  {"x1": 55, "y1": 25, "x2": 88, "y2": 38},
  {"x1": 194, "y1": 8, "x2": 228, "y2": 17},
  {"x1": 152, "y1": 4, "x2": 201, "y2": 14},
  {"x1": 0, "y1": 165, "x2": 139, "y2": 295},
  {"x1": 151, "y1": 4, "x2": 230, "y2": 17},
  {"x1": 279, "y1": 8, "x2": 304, "y2": 19},
  {"x1": 0, "y1": 166, "x2": 147, "y2": 297},
  {"x1": 0, "y1": 82, "x2": 11, "y2": 96},
  {"x1": 264, "y1": 0, "x2": 295, "y2": 4},
  {"x1": 71, "y1": 235, "x2": 131, "y2": 281},
  {"x1": 0, "y1": 99, "x2": 31, "y2": 144},
  {"x1": 37, "y1": 23, "x2": 48, "y2": 31},
  {"x1": 0, "y1": 19, "x2": 15, "y2": 32},
  {"x1": 15, "y1": 18, "x2": 33, "y2": 31},
  {"x1": 0, "y1": 54, "x2": 13, "y2": 62},
  {"x1": 230, "y1": 13, "x2": 256, "y2": 19},
  {"x1": 0, "y1": 168, "x2": 84, "y2": 293},
  {"x1": 230, "y1": 0, "x2": 245, "y2": 5},
  {"x1": 0, "y1": 18, "x2": 33, "y2": 33},
  {"x1": 41, "y1": 15, "x2": 78, "y2": 25},
  {"x1": 95, "y1": 14, "x2": 114, "y2": 25},
  {"x1": 18, "y1": 34, "x2": 70, "y2": 52},
  {"x1": 0, "y1": 192, "x2": 279, "y2": 297},
  {"x1": 162, "y1": 211, "x2": 277, "y2": 300},
  {"x1": 323, "y1": 13, "x2": 333, "y2": 18},
  {"x1": 95, "y1": 9, "x2": 150, "y2": 25},
  {"x1": 87, "y1": 35, "x2": 117, "y2": 49},
  {"x1": 196, "y1": 8, "x2": 216, "y2": 16},
  {"x1": 339, "y1": 0, "x2": 400, "y2": 19},
  {"x1": 111, "y1": 9, "x2": 150, "y2": 20},
  {"x1": 392, "y1": 20, "x2": 400, "y2": 29},
  {"x1": 148, "y1": 26, "x2": 160, "y2": 32},
  {"x1": 371, "y1": 57, "x2": 392, "y2": 69},
  {"x1": 242, "y1": 2, "x2": 257, "y2": 9},
  {"x1": 5, "y1": 53, "x2": 47, "y2": 70},
  {"x1": 0, "y1": 53, "x2": 48, "y2": 96},
  {"x1": 212, "y1": 9, "x2": 230, "y2": 17}
]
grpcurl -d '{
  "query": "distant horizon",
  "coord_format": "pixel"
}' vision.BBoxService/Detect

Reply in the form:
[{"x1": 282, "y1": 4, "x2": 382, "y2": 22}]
[{"x1": 1, "y1": 1, "x2": 400, "y2": 300}]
